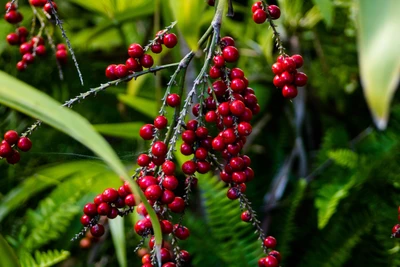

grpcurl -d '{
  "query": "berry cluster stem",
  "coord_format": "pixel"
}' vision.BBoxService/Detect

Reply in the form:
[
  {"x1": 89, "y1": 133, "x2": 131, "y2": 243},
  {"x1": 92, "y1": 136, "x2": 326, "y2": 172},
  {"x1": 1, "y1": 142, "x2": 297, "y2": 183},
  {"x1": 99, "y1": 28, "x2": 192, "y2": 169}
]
[{"x1": 261, "y1": 1, "x2": 285, "y2": 55}]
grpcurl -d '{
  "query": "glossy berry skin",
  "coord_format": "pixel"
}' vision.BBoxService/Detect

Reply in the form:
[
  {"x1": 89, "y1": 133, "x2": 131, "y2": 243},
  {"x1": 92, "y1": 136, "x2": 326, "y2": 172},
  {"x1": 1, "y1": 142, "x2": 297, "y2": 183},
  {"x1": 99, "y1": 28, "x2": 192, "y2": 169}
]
[
  {"x1": 251, "y1": 1, "x2": 263, "y2": 13},
  {"x1": 139, "y1": 124, "x2": 155, "y2": 140},
  {"x1": 57, "y1": 44, "x2": 67, "y2": 50},
  {"x1": 6, "y1": 33, "x2": 19, "y2": 45},
  {"x1": 128, "y1": 43, "x2": 144, "y2": 58},
  {"x1": 282, "y1": 85, "x2": 298, "y2": 99},
  {"x1": 105, "y1": 64, "x2": 117, "y2": 80},
  {"x1": 44, "y1": 2, "x2": 57, "y2": 13},
  {"x1": 162, "y1": 160, "x2": 176, "y2": 175},
  {"x1": 173, "y1": 224, "x2": 190, "y2": 240},
  {"x1": 253, "y1": 9, "x2": 267, "y2": 24},
  {"x1": 229, "y1": 100, "x2": 245, "y2": 116},
  {"x1": 6, "y1": 150, "x2": 20, "y2": 164},
  {"x1": 264, "y1": 255, "x2": 279, "y2": 267},
  {"x1": 271, "y1": 62, "x2": 284, "y2": 75},
  {"x1": 83, "y1": 203, "x2": 98, "y2": 217},
  {"x1": 56, "y1": 50, "x2": 68, "y2": 64},
  {"x1": 222, "y1": 46, "x2": 239, "y2": 62},
  {"x1": 264, "y1": 236, "x2": 277, "y2": 249},
  {"x1": 213, "y1": 55, "x2": 225, "y2": 68},
  {"x1": 114, "y1": 64, "x2": 128, "y2": 78},
  {"x1": 151, "y1": 43, "x2": 162, "y2": 53},
  {"x1": 392, "y1": 224, "x2": 400, "y2": 237},
  {"x1": 0, "y1": 141, "x2": 13, "y2": 158},
  {"x1": 140, "y1": 54, "x2": 154, "y2": 68},
  {"x1": 80, "y1": 214, "x2": 91, "y2": 226},
  {"x1": 166, "y1": 93, "x2": 181, "y2": 107},
  {"x1": 152, "y1": 141, "x2": 167, "y2": 157},
  {"x1": 5, "y1": 2, "x2": 17, "y2": 10},
  {"x1": 4, "y1": 130, "x2": 19, "y2": 145},
  {"x1": 17, "y1": 137, "x2": 32, "y2": 152},
  {"x1": 267, "y1": 5, "x2": 281, "y2": 20},
  {"x1": 241, "y1": 210, "x2": 252, "y2": 222},
  {"x1": 291, "y1": 54, "x2": 304, "y2": 68},
  {"x1": 36, "y1": 45, "x2": 47, "y2": 56},
  {"x1": 220, "y1": 36, "x2": 235, "y2": 47},
  {"x1": 162, "y1": 175, "x2": 179, "y2": 190},
  {"x1": 22, "y1": 53, "x2": 35, "y2": 64},
  {"x1": 97, "y1": 202, "x2": 111, "y2": 215},
  {"x1": 30, "y1": 0, "x2": 46, "y2": 7},
  {"x1": 4, "y1": 11, "x2": 23, "y2": 24},
  {"x1": 90, "y1": 224, "x2": 105, "y2": 237},
  {"x1": 168, "y1": 197, "x2": 185, "y2": 213},
  {"x1": 227, "y1": 187, "x2": 240, "y2": 200},
  {"x1": 295, "y1": 72, "x2": 308, "y2": 87},
  {"x1": 145, "y1": 185, "x2": 162, "y2": 201},
  {"x1": 209, "y1": 66, "x2": 221, "y2": 79},
  {"x1": 16, "y1": 61, "x2": 27, "y2": 71},
  {"x1": 163, "y1": 33, "x2": 178, "y2": 48},
  {"x1": 182, "y1": 160, "x2": 197, "y2": 175},
  {"x1": 102, "y1": 188, "x2": 119, "y2": 202},
  {"x1": 268, "y1": 250, "x2": 281, "y2": 262},
  {"x1": 125, "y1": 58, "x2": 142, "y2": 72}
]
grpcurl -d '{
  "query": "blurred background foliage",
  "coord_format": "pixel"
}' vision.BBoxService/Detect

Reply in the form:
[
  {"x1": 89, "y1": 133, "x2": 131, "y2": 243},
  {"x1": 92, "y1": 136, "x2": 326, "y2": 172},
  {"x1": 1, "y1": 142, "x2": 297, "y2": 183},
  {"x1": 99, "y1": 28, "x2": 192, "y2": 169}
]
[{"x1": 0, "y1": 0, "x2": 399, "y2": 266}]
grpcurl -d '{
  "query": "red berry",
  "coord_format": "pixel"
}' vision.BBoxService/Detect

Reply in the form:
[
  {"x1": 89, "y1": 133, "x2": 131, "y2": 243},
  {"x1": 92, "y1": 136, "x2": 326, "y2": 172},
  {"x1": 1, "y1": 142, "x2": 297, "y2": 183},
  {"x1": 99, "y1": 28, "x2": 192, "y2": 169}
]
[
  {"x1": 186, "y1": 119, "x2": 198, "y2": 130},
  {"x1": 291, "y1": 54, "x2": 304, "y2": 68},
  {"x1": 195, "y1": 126, "x2": 208, "y2": 139},
  {"x1": 4, "y1": 11, "x2": 22, "y2": 24},
  {"x1": 151, "y1": 43, "x2": 163, "y2": 53},
  {"x1": 0, "y1": 142, "x2": 13, "y2": 158},
  {"x1": 264, "y1": 255, "x2": 279, "y2": 267},
  {"x1": 220, "y1": 36, "x2": 235, "y2": 47},
  {"x1": 136, "y1": 203, "x2": 148, "y2": 216},
  {"x1": 253, "y1": 9, "x2": 267, "y2": 24},
  {"x1": 56, "y1": 50, "x2": 68, "y2": 64},
  {"x1": 138, "y1": 176, "x2": 157, "y2": 190},
  {"x1": 166, "y1": 93, "x2": 180, "y2": 107},
  {"x1": 222, "y1": 46, "x2": 239, "y2": 62},
  {"x1": 162, "y1": 175, "x2": 179, "y2": 190},
  {"x1": 182, "y1": 160, "x2": 196, "y2": 175},
  {"x1": 267, "y1": 5, "x2": 281, "y2": 20},
  {"x1": 114, "y1": 64, "x2": 128, "y2": 78},
  {"x1": 128, "y1": 43, "x2": 144, "y2": 58},
  {"x1": 36, "y1": 45, "x2": 47, "y2": 56},
  {"x1": 160, "y1": 189, "x2": 175, "y2": 204},
  {"x1": 209, "y1": 66, "x2": 221, "y2": 79},
  {"x1": 294, "y1": 72, "x2": 308, "y2": 87},
  {"x1": 205, "y1": 111, "x2": 217, "y2": 123},
  {"x1": 211, "y1": 80, "x2": 228, "y2": 97},
  {"x1": 212, "y1": 136, "x2": 225, "y2": 151},
  {"x1": 90, "y1": 224, "x2": 105, "y2": 237},
  {"x1": 57, "y1": 44, "x2": 67, "y2": 50},
  {"x1": 251, "y1": 2, "x2": 263, "y2": 13},
  {"x1": 102, "y1": 188, "x2": 119, "y2": 202},
  {"x1": 125, "y1": 194, "x2": 136, "y2": 206},
  {"x1": 20, "y1": 43, "x2": 33, "y2": 55},
  {"x1": 6, "y1": 150, "x2": 20, "y2": 164},
  {"x1": 229, "y1": 100, "x2": 245, "y2": 116},
  {"x1": 125, "y1": 58, "x2": 142, "y2": 72},
  {"x1": 230, "y1": 67, "x2": 245, "y2": 79},
  {"x1": 180, "y1": 250, "x2": 190, "y2": 262},
  {"x1": 134, "y1": 219, "x2": 152, "y2": 236},
  {"x1": 97, "y1": 202, "x2": 111, "y2": 215},
  {"x1": 145, "y1": 185, "x2": 162, "y2": 201},
  {"x1": 180, "y1": 142, "x2": 193, "y2": 155},
  {"x1": 44, "y1": 2, "x2": 57, "y2": 13},
  {"x1": 213, "y1": 55, "x2": 225, "y2": 68},
  {"x1": 168, "y1": 197, "x2": 185, "y2": 213},
  {"x1": 161, "y1": 220, "x2": 173, "y2": 234},
  {"x1": 162, "y1": 160, "x2": 176, "y2": 175},
  {"x1": 22, "y1": 53, "x2": 35, "y2": 64},
  {"x1": 271, "y1": 62, "x2": 284, "y2": 75},
  {"x1": 6, "y1": 33, "x2": 19, "y2": 45},
  {"x1": 105, "y1": 64, "x2": 117, "y2": 80},
  {"x1": 137, "y1": 154, "x2": 151, "y2": 167},
  {"x1": 282, "y1": 57, "x2": 296, "y2": 72},
  {"x1": 196, "y1": 161, "x2": 211, "y2": 174},
  {"x1": 5, "y1": 2, "x2": 17, "y2": 10},
  {"x1": 231, "y1": 78, "x2": 246, "y2": 92},
  {"x1": 173, "y1": 224, "x2": 190, "y2": 240},
  {"x1": 218, "y1": 102, "x2": 230, "y2": 116},
  {"x1": 163, "y1": 33, "x2": 178, "y2": 48},
  {"x1": 264, "y1": 236, "x2": 277, "y2": 249},
  {"x1": 273, "y1": 75, "x2": 285, "y2": 88},
  {"x1": 4, "y1": 130, "x2": 19, "y2": 145},
  {"x1": 268, "y1": 250, "x2": 281, "y2": 262},
  {"x1": 152, "y1": 141, "x2": 167, "y2": 157},
  {"x1": 17, "y1": 137, "x2": 32, "y2": 152},
  {"x1": 139, "y1": 124, "x2": 155, "y2": 140},
  {"x1": 227, "y1": 187, "x2": 240, "y2": 200},
  {"x1": 108, "y1": 207, "x2": 119, "y2": 219},
  {"x1": 282, "y1": 84, "x2": 298, "y2": 99},
  {"x1": 80, "y1": 214, "x2": 92, "y2": 226},
  {"x1": 140, "y1": 54, "x2": 154, "y2": 68},
  {"x1": 280, "y1": 71, "x2": 294, "y2": 84},
  {"x1": 154, "y1": 115, "x2": 168, "y2": 129},
  {"x1": 83, "y1": 203, "x2": 98, "y2": 217},
  {"x1": 241, "y1": 210, "x2": 251, "y2": 222}
]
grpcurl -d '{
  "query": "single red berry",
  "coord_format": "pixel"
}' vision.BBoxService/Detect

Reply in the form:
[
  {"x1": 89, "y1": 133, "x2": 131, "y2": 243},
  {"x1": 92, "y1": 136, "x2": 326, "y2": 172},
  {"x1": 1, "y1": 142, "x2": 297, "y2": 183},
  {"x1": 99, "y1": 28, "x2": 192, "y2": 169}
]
[
  {"x1": 264, "y1": 255, "x2": 279, "y2": 267},
  {"x1": 97, "y1": 202, "x2": 111, "y2": 215},
  {"x1": 151, "y1": 43, "x2": 163, "y2": 53},
  {"x1": 251, "y1": 1, "x2": 263, "y2": 13},
  {"x1": 280, "y1": 71, "x2": 294, "y2": 84},
  {"x1": 136, "y1": 203, "x2": 148, "y2": 216},
  {"x1": 230, "y1": 157, "x2": 245, "y2": 170},
  {"x1": 139, "y1": 124, "x2": 155, "y2": 140},
  {"x1": 253, "y1": 9, "x2": 267, "y2": 24},
  {"x1": 125, "y1": 57, "x2": 142, "y2": 72},
  {"x1": 162, "y1": 262, "x2": 176, "y2": 267},
  {"x1": 229, "y1": 100, "x2": 245, "y2": 116},
  {"x1": 56, "y1": 50, "x2": 68, "y2": 64},
  {"x1": 231, "y1": 78, "x2": 246, "y2": 92},
  {"x1": 102, "y1": 188, "x2": 119, "y2": 202},
  {"x1": 173, "y1": 224, "x2": 190, "y2": 240},
  {"x1": 194, "y1": 147, "x2": 208, "y2": 161},
  {"x1": 137, "y1": 154, "x2": 151, "y2": 167},
  {"x1": 392, "y1": 224, "x2": 400, "y2": 237},
  {"x1": 5, "y1": 2, "x2": 17, "y2": 10},
  {"x1": 4, "y1": 130, "x2": 19, "y2": 145},
  {"x1": 134, "y1": 219, "x2": 152, "y2": 236},
  {"x1": 22, "y1": 53, "x2": 35, "y2": 64},
  {"x1": 220, "y1": 36, "x2": 235, "y2": 47},
  {"x1": 212, "y1": 136, "x2": 225, "y2": 151},
  {"x1": 195, "y1": 126, "x2": 208, "y2": 139},
  {"x1": 268, "y1": 250, "x2": 282, "y2": 262},
  {"x1": 180, "y1": 250, "x2": 190, "y2": 262},
  {"x1": 291, "y1": 54, "x2": 304, "y2": 68},
  {"x1": 218, "y1": 102, "x2": 230, "y2": 116},
  {"x1": 80, "y1": 214, "x2": 92, "y2": 226},
  {"x1": 163, "y1": 33, "x2": 178, "y2": 48},
  {"x1": 108, "y1": 207, "x2": 119, "y2": 219},
  {"x1": 160, "y1": 247, "x2": 172, "y2": 263},
  {"x1": 282, "y1": 57, "x2": 296, "y2": 72},
  {"x1": 209, "y1": 66, "x2": 221, "y2": 79},
  {"x1": 294, "y1": 72, "x2": 308, "y2": 87},
  {"x1": 264, "y1": 236, "x2": 277, "y2": 249},
  {"x1": 44, "y1": 2, "x2": 57, "y2": 13},
  {"x1": 105, "y1": 64, "x2": 117, "y2": 80},
  {"x1": 227, "y1": 187, "x2": 240, "y2": 200},
  {"x1": 6, "y1": 150, "x2": 20, "y2": 164},
  {"x1": 57, "y1": 44, "x2": 67, "y2": 50},
  {"x1": 182, "y1": 160, "x2": 196, "y2": 175},
  {"x1": 140, "y1": 54, "x2": 154, "y2": 68},
  {"x1": 168, "y1": 197, "x2": 185, "y2": 213},
  {"x1": 138, "y1": 175, "x2": 157, "y2": 190},
  {"x1": 244, "y1": 167, "x2": 255, "y2": 181},
  {"x1": 124, "y1": 194, "x2": 136, "y2": 206},
  {"x1": 241, "y1": 211, "x2": 252, "y2": 222},
  {"x1": 153, "y1": 115, "x2": 168, "y2": 130},
  {"x1": 196, "y1": 161, "x2": 211, "y2": 174},
  {"x1": 36, "y1": 45, "x2": 47, "y2": 56},
  {"x1": 31, "y1": 36, "x2": 45, "y2": 46},
  {"x1": 0, "y1": 142, "x2": 13, "y2": 158},
  {"x1": 162, "y1": 175, "x2": 179, "y2": 190},
  {"x1": 152, "y1": 141, "x2": 167, "y2": 157},
  {"x1": 30, "y1": 0, "x2": 46, "y2": 7},
  {"x1": 19, "y1": 43, "x2": 33, "y2": 55},
  {"x1": 160, "y1": 189, "x2": 175, "y2": 204},
  {"x1": 145, "y1": 185, "x2": 162, "y2": 201},
  {"x1": 6, "y1": 33, "x2": 19, "y2": 45},
  {"x1": 267, "y1": 5, "x2": 281, "y2": 20},
  {"x1": 83, "y1": 203, "x2": 98, "y2": 217},
  {"x1": 205, "y1": 111, "x2": 217, "y2": 123},
  {"x1": 166, "y1": 93, "x2": 180, "y2": 107},
  {"x1": 222, "y1": 46, "x2": 239, "y2": 62},
  {"x1": 273, "y1": 75, "x2": 285, "y2": 88},
  {"x1": 114, "y1": 64, "x2": 128, "y2": 78},
  {"x1": 161, "y1": 220, "x2": 173, "y2": 234},
  {"x1": 90, "y1": 224, "x2": 105, "y2": 237},
  {"x1": 213, "y1": 55, "x2": 225, "y2": 67},
  {"x1": 258, "y1": 257, "x2": 267, "y2": 267},
  {"x1": 162, "y1": 160, "x2": 176, "y2": 175},
  {"x1": 17, "y1": 137, "x2": 32, "y2": 152},
  {"x1": 282, "y1": 84, "x2": 298, "y2": 99},
  {"x1": 180, "y1": 142, "x2": 193, "y2": 155},
  {"x1": 128, "y1": 43, "x2": 144, "y2": 58},
  {"x1": 211, "y1": 80, "x2": 228, "y2": 97},
  {"x1": 4, "y1": 11, "x2": 22, "y2": 24},
  {"x1": 271, "y1": 62, "x2": 284, "y2": 75}
]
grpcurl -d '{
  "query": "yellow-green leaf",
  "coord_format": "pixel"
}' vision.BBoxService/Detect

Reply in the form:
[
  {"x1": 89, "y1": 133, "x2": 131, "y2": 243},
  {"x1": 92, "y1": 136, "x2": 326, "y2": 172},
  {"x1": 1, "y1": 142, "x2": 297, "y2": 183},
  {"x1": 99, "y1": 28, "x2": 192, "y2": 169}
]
[
  {"x1": 357, "y1": 0, "x2": 400, "y2": 130},
  {"x1": 0, "y1": 234, "x2": 19, "y2": 267}
]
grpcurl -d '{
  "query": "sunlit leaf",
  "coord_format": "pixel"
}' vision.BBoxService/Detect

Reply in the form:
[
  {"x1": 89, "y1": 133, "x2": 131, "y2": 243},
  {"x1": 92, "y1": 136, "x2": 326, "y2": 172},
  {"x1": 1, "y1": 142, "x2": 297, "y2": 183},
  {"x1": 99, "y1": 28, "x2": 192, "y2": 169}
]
[{"x1": 0, "y1": 234, "x2": 19, "y2": 267}]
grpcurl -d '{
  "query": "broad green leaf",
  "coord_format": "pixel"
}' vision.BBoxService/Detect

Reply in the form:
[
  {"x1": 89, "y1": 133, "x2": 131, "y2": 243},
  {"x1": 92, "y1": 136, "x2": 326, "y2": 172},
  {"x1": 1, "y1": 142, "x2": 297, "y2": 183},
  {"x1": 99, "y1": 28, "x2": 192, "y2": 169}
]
[
  {"x1": 315, "y1": 175, "x2": 356, "y2": 229},
  {"x1": 168, "y1": 0, "x2": 205, "y2": 50},
  {"x1": 0, "y1": 71, "x2": 162, "y2": 258},
  {"x1": 94, "y1": 122, "x2": 144, "y2": 139},
  {"x1": 118, "y1": 94, "x2": 157, "y2": 119},
  {"x1": 357, "y1": 0, "x2": 400, "y2": 130},
  {"x1": 312, "y1": 0, "x2": 334, "y2": 27},
  {"x1": 0, "y1": 234, "x2": 19, "y2": 267},
  {"x1": 109, "y1": 216, "x2": 127, "y2": 267}
]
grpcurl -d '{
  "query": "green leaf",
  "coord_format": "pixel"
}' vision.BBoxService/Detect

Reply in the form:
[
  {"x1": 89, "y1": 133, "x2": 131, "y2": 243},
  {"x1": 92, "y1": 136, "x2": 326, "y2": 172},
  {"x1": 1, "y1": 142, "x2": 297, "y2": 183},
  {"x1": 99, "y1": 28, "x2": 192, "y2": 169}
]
[
  {"x1": 327, "y1": 149, "x2": 358, "y2": 169},
  {"x1": 0, "y1": 234, "x2": 19, "y2": 267},
  {"x1": 94, "y1": 122, "x2": 144, "y2": 139},
  {"x1": 357, "y1": 0, "x2": 400, "y2": 130},
  {"x1": 118, "y1": 94, "x2": 157, "y2": 119},
  {"x1": 168, "y1": 0, "x2": 205, "y2": 50},
  {"x1": 0, "y1": 71, "x2": 162, "y2": 258},
  {"x1": 315, "y1": 175, "x2": 356, "y2": 229},
  {"x1": 33, "y1": 250, "x2": 70, "y2": 267},
  {"x1": 109, "y1": 216, "x2": 127, "y2": 267},
  {"x1": 311, "y1": 0, "x2": 334, "y2": 27}
]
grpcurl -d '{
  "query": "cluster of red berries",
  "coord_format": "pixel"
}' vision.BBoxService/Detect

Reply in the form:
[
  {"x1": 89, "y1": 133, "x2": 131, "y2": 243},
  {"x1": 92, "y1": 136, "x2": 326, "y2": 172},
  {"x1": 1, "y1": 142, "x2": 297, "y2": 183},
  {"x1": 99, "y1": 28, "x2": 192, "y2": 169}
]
[
  {"x1": 391, "y1": 206, "x2": 400, "y2": 238},
  {"x1": 251, "y1": 2, "x2": 281, "y2": 24},
  {"x1": 105, "y1": 32, "x2": 178, "y2": 80},
  {"x1": 272, "y1": 54, "x2": 308, "y2": 98},
  {"x1": 4, "y1": 1, "x2": 66, "y2": 71},
  {"x1": 258, "y1": 236, "x2": 281, "y2": 267},
  {"x1": 0, "y1": 130, "x2": 32, "y2": 164},
  {"x1": 4, "y1": 2, "x2": 23, "y2": 24}
]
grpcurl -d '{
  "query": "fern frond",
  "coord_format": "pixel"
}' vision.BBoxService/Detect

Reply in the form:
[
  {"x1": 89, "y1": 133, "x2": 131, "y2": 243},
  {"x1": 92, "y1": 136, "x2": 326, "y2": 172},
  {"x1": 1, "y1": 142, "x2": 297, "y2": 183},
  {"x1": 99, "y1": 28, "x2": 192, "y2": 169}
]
[
  {"x1": 327, "y1": 149, "x2": 358, "y2": 169},
  {"x1": 19, "y1": 249, "x2": 70, "y2": 267}
]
